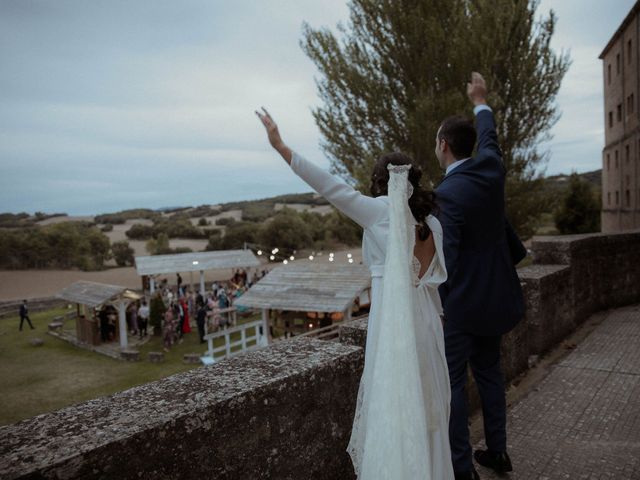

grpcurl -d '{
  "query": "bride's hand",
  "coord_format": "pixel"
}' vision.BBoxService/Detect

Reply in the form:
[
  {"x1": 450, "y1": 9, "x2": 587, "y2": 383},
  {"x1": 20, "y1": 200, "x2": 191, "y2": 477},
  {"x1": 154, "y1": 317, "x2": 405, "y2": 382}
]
[
  {"x1": 255, "y1": 107, "x2": 284, "y2": 150},
  {"x1": 255, "y1": 107, "x2": 292, "y2": 164}
]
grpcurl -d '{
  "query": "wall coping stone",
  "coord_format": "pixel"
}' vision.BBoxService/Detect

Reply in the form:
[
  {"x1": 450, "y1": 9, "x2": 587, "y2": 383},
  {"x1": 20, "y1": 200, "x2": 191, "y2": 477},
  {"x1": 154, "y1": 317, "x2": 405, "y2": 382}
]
[{"x1": 0, "y1": 337, "x2": 363, "y2": 479}]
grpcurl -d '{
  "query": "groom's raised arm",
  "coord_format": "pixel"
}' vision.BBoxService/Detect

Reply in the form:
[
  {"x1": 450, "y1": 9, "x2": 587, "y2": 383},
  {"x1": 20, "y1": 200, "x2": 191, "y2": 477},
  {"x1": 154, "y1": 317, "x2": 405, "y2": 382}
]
[
  {"x1": 467, "y1": 72, "x2": 502, "y2": 160},
  {"x1": 474, "y1": 106, "x2": 502, "y2": 158}
]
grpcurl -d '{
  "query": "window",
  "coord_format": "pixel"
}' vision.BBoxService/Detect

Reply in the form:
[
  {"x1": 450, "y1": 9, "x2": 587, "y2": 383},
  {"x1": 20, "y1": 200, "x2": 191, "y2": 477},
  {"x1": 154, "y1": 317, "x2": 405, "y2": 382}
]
[
  {"x1": 626, "y1": 145, "x2": 630, "y2": 162},
  {"x1": 617, "y1": 53, "x2": 621, "y2": 73},
  {"x1": 608, "y1": 64, "x2": 612, "y2": 84},
  {"x1": 629, "y1": 40, "x2": 632, "y2": 64},
  {"x1": 615, "y1": 149, "x2": 619, "y2": 167},
  {"x1": 616, "y1": 191, "x2": 620, "y2": 205},
  {"x1": 609, "y1": 111, "x2": 614, "y2": 127},
  {"x1": 618, "y1": 104, "x2": 623, "y2": 121},
  {"x1": 629, "y1": 94, "x2": 635, "y2": 114},
  {"x1": 607, "y1": 153, "x2": 610, "y2": 170},
  {"x1": 608, "y1": 192, "x2": 611, "y2": 205},
  {"x1": 626, "y1": 190, "x2": 631, "y2": 207},
  {"x1": 627, "y1": 175, "x2": 631, "y2": 187}
]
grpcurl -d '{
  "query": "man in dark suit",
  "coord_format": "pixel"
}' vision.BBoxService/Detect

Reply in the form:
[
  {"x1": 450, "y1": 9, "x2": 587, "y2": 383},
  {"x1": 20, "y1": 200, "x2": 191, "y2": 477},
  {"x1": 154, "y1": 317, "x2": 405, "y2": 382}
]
[
  {"x1": 435, "y1": 72, "x2": 526, "y2": 480},
  {"x1": 19, "y1": 299, "x2": 35, "y2": 331}
]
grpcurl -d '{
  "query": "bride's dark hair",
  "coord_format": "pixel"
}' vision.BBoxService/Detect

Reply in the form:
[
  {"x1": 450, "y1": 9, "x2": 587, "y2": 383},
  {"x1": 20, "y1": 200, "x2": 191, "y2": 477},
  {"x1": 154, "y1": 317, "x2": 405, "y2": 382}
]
[{"x1": 370, "y1": 152, "x2": 437, "y2": 241}]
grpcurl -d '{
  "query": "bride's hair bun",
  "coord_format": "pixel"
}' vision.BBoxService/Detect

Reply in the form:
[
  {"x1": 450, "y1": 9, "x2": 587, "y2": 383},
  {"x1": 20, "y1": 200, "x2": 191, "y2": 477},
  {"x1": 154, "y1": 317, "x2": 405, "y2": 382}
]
[{"x1": 370, "y1": 152, "x2": 437, "y2": 241}]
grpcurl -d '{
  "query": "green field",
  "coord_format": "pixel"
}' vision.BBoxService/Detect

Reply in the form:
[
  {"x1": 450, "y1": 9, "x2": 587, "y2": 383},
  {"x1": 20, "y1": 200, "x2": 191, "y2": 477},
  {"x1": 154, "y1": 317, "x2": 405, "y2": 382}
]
[{"x1": 0, "y1": 307, "x2": 261, "y2": 426}]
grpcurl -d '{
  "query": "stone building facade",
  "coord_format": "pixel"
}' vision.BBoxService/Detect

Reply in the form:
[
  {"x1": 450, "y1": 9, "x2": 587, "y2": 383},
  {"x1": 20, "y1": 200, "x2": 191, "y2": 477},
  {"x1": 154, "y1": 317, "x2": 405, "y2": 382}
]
[{"x1": 601, "y1": 1, "x2": 640, "y2": 232}]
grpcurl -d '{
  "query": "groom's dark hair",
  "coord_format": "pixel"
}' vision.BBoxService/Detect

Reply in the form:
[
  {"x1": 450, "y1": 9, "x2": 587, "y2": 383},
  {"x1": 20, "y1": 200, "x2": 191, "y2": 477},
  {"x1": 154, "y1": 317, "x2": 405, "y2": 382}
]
[{"x1": 438, "y1": 116, "x2": 476, "y2": 159}]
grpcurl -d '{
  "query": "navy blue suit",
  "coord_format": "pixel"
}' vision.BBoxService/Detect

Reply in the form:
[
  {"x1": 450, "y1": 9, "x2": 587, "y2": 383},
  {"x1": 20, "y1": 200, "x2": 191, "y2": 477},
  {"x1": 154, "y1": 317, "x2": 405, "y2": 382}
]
[{"x1": 435, "y1": 108, "x2": 525, "y2": 473}]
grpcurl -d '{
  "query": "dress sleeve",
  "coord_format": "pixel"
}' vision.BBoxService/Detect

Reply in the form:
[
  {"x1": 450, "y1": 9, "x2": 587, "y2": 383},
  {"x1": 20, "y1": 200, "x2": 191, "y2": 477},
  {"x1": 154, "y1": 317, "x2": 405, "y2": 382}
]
[
  {"x1": 425, "y1": 215, "x2": 448, "y2": 289},
  {"x1": 290, "y1": 151, "x2": 387, "y2": 228}
]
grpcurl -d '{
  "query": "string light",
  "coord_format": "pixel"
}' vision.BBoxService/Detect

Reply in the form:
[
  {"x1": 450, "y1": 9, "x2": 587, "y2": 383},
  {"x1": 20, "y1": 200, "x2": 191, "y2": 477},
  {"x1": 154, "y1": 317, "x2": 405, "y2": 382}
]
[
  {"x1": 347, "y1": 253, "x2": 352, "y2": 259},
  {"x1": 289, "y1": 255, "x2": 295, "y2": 261},
  {"x1": 348, "y1": 258, "x2": 354, "y2": 264},
  {"x1": 270, "y1": 255, "x2": 275, "y2": 261},
  {"x1": 283, "y1": 259, "x2": 288, "y2": 264},
  {"x1": 329, "y1": 257, "x2": 334, "y2": 262},
  {"x1": 308, "y1": 255, "x2": 314, "y2": 260},
  {"x1": 257, "y1": 250, "x2": 262, "y2": 255}
]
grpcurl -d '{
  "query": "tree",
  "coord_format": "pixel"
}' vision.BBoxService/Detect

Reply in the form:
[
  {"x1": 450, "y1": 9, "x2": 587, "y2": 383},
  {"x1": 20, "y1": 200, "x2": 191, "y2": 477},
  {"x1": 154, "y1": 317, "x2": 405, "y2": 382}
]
[
  {"x1": 554, "y1": 173, "x2": 600, "y2": 234},
  {"x1": 112, "y1": 240, "x2": 135, "y2": 267},
  {"x1": 145, "y1": 233, "x2": 170, "y2": 255},
  {"x1": 301, "y1": 0, "x2": 569, "y2": 238},
  {"x1": 149, "y1": 293, "x2": 166, "y2": 335},
  {"x1": 258, "y1": 208, "x2": 313, "y2": 251}
]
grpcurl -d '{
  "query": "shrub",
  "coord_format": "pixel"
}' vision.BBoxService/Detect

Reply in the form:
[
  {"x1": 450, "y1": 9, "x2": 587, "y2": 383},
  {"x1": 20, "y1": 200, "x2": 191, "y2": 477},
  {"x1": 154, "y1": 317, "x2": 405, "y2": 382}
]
[
  {"x1": 126, "y1": 224, "x2": 155, "y2": 239},
  {"x1": 197, "y1": 217, "x2": 209, "y2": 226},
  {"x1": 554, "y1": 173, "x2": 601, "y2": 234},
  {"x1": 215, "y1": 217, "x2": 236, "y2": 226},
  {"x1": 112, "y1": 240, "x2": 135, "y2": 266}
]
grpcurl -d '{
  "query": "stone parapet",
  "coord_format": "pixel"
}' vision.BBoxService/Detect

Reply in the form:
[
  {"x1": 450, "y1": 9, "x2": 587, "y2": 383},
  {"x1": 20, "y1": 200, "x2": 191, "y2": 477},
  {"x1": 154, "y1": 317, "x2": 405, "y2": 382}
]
[
  {"x1": 532, "y1": 230, "x2": 640, "y2": 321},
  {"x1": 0, "y1": 338, "x2": 363, "y2": 480}
]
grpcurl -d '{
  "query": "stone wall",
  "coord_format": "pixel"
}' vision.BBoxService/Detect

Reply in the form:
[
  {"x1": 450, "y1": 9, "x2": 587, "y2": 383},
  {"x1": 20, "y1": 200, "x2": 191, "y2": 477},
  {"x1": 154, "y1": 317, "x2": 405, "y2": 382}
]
[
  {"x1": 0, "y1": 297, "x2": 66, "y2": 319},
  {"x1": 0, "y1": 338, "x2": 363, "y2": 480},
  {"x1": 1, "y1": 230, "x2": 640, "y2": 479}
]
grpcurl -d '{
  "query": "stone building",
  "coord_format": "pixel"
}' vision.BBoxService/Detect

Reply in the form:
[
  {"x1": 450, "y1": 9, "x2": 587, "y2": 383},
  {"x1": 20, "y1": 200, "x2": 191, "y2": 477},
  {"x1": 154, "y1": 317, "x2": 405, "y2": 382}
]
[{"x1": 601, "y1": 1, "x2": 640, "y2": 232}]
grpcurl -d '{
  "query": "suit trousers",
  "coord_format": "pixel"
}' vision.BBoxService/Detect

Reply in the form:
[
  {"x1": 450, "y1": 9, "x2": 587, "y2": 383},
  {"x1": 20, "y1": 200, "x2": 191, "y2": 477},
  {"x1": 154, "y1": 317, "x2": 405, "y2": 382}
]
[{"x1": 443, "y1": 321, "x2": 507, "y2": 473}]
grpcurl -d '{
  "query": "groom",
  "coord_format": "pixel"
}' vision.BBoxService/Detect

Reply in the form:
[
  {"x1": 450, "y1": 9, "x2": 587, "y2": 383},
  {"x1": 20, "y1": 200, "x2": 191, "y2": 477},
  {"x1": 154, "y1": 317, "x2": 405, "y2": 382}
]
[{"x1": 435, "y1": 72, "x2": 526, "y2": 480}]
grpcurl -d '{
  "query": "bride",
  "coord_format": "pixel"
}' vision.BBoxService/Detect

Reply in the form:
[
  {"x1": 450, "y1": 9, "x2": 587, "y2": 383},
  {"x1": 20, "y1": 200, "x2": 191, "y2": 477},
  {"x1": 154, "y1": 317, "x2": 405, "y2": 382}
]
[{"x1": 256, "y1": 108, "x2": 454, "y2": 480}]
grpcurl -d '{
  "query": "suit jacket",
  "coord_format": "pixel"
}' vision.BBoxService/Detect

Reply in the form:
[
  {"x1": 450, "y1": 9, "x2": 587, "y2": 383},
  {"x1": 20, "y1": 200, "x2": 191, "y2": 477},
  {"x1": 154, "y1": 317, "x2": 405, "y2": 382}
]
[
  {"x1": 19, "y1": 304, "x2": 28, "y2": 318},
  {"x1": 435, "y1": 109, "x2": 525, "y2": 336}
]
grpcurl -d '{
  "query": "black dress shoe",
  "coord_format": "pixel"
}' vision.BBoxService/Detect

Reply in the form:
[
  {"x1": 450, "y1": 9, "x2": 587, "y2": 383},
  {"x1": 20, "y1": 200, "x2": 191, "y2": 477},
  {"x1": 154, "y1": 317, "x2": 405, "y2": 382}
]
[
  {"x1": 474, "y1": 449, "x2": 513, "y2": 473},
  {"x1": 454, "y1": 468, "x2": 480, "y2": 480}
]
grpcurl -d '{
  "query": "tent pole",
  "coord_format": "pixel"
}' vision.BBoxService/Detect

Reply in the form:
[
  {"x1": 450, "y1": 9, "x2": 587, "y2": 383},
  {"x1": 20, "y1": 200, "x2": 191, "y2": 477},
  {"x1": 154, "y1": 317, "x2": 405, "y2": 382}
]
[{"x1": 118, "y1": 299, "x2": 128, "y2": 350}]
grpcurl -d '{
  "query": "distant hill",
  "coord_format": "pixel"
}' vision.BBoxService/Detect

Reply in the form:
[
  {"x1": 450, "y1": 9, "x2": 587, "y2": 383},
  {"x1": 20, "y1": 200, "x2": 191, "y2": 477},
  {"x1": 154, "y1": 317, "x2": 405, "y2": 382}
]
[
  {"x1": 1, "y1": 172, "x2": 602, "y2": 228},
  {"x1": 541, "y1": 169, "x2": 601, "y2": 204},
  {"x1": 546, "y1": 169, "x2": 601, "y2": 188}
]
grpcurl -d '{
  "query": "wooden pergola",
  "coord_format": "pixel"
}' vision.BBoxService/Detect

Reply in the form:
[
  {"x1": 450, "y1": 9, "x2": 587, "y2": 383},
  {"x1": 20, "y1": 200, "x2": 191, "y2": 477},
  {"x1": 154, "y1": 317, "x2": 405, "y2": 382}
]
[
  {"x1": 234, "y1": 263, "x2": 371, "y2": 343},
  {"x1": 134, "y1": 249, "x2": 260, "y2": 295},
  {"x1": 56, "y1": 281, "x2": 141, "y2": 350}
]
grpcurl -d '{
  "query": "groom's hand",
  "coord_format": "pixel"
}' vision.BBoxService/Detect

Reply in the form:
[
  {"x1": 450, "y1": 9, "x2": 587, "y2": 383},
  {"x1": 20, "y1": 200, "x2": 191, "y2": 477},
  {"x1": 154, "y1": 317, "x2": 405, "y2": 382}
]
[{"x1": 467, "y1": 72, "x2": 487, "y2": 106}]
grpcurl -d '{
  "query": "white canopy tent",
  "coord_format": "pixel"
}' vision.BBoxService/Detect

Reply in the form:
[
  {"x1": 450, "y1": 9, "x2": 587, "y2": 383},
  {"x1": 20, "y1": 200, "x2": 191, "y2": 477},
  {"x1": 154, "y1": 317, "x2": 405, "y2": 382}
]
[
  {"x1": 235, "y1": 263, "x2": 371, "y2": 343},
  {"x1": 135, "y1": 249, "x2": 260, "y2": 295}
]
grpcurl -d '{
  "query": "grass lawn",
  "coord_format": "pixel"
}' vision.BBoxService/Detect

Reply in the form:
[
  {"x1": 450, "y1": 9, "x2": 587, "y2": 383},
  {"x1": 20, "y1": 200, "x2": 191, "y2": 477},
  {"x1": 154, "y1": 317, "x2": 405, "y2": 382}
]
[{"x1": 0, "y1": 307, "x2": 261, "y2": 426}]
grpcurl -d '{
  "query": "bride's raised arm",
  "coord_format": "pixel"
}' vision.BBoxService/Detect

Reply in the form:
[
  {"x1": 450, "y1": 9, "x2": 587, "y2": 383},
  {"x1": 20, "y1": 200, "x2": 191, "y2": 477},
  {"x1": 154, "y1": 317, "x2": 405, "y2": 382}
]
[{"x1": 256, "y1": 108, "x2": 386, "y2": 229}]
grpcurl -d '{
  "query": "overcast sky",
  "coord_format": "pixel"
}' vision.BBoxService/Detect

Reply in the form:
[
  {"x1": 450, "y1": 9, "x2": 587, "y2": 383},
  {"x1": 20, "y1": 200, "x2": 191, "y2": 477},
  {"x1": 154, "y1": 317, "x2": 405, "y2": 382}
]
[{"x1": 0, "y1": 0, "x2": 635, "y2": 215}]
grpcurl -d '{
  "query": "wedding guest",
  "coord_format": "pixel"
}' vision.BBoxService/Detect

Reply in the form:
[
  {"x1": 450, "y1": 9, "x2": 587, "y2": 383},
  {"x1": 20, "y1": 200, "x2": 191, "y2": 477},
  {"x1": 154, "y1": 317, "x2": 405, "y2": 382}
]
[
  {"x1": 99, "y1": 308, "x2": 109, "y2": 342},
  {"x1": 127, "y1": 301, "x2": 139, "y2": 336},
  {"x1": 175, "y1": 300, "x2": 185, "y2": 340},
  {"x1": 18, "y1": 299, "x2": 35, "y2": 331},
  {"x1": 163, "y1": 304, "x2": 179, "y2": 352},
  {"x1": 180, "y1": 296, "x2": 191, "y2": 334},
  {"x1": 196, "y1": 302, "x2": 207, "y2": 343},
  {"x1": 137, "y1": 299, "x2": 150, "y2": 338}
]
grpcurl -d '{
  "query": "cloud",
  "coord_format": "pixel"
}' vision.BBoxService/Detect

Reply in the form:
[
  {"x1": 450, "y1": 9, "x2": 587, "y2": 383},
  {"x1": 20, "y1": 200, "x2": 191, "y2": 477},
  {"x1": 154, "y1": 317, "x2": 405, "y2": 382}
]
[{"x1": 0, "y1": 0, "x2": 634, "y2": 212}]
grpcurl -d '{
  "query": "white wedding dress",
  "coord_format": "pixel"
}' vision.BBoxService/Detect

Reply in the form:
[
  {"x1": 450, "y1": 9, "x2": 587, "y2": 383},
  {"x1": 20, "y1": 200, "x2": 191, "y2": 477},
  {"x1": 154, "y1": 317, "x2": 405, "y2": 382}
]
[{"x1": 290, "y1": 152, "x2": 454, "y2": 480}]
